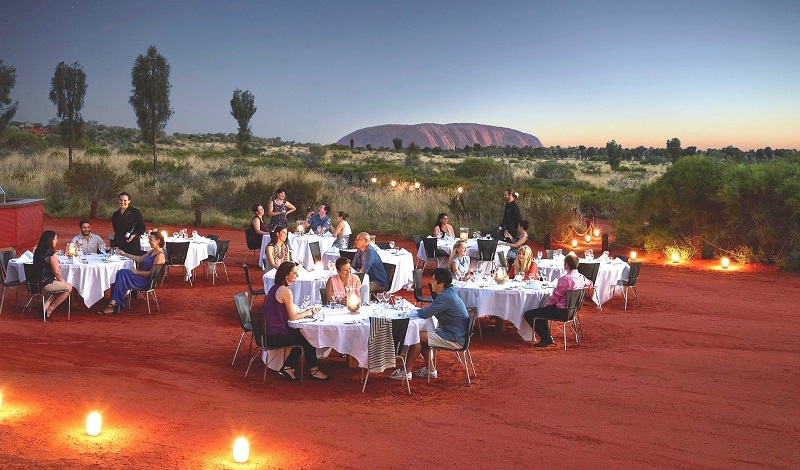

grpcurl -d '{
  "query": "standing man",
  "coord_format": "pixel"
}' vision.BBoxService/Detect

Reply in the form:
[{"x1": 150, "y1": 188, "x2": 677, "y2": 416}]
[
  {"x1": 304, "y1": 204, "x2": 332, "y2": 234},
  {"x1": 351, "y1": 232, "x2": 387, "y2": 293},
  {"x1": 499, "y1": 189, "x2": 522, "y2": 239},
  {"x1": 111, "y1": 192, "x2": 146, "y2": 256},
  {"x1": 71, "y1": 219, "x2": 105, "y2": 254},
  {"x1": 390, "y1": 268, "x2": 469, "y2": 380}
]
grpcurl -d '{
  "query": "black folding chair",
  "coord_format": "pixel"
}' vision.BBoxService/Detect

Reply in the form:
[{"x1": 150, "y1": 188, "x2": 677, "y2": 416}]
[
  {"x1": 165, "y1": 241, "x2": 192, "y2": 285},
  {"x1": 242, "y1": 264, "x2": 265, "y2": 308},
  {"x1": 428, "y1": 309, "x2": 478, "y2": 384}
]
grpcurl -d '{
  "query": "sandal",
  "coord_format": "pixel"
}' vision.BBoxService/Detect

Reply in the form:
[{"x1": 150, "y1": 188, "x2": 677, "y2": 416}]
[
  {"x1": 309, "y1": 367, "x2": 331, "y2": 381},
  {"x1": 278, "y1": 366, "x2": 297, "y2": 382},
  {"x1": 98, "y1": 303, "x2": 118, "y2": 315}
]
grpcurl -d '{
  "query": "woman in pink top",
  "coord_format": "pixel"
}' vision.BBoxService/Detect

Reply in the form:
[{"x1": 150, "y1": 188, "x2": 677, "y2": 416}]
[
  {"x1": 325, "y1": 257, "x2": 362, "y2": 305},
  {"x1": 522, "y1": 252, "x2": 592, "y2": 348}
]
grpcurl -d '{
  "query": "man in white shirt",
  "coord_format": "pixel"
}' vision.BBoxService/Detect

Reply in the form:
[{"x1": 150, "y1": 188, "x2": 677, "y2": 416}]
[{"x1": 72, "y1": 219, "x2": 105, "y2": 254}]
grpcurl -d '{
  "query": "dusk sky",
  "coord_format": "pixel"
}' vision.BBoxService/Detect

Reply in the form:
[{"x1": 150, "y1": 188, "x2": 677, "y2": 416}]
[{"x1": 2, "y1": 0, "x2": 798, "y2": 150}]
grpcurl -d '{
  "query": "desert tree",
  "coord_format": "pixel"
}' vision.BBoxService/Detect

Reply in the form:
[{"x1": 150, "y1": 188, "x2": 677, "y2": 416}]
[
  {"x1": 230, "y1": 88, "x2": 257, "y2": 156},
  {"x1": 666, "y1": 137, "x2": 682, "y2": 163},
  {"x1": 606, "y1": 140, "x2": 623, "y2": 170},
  {"x1": 129, "y1": 45, "x2": 173, "y2": 171},
  {"x1": 0, "y1": 59, "x2": 18, "y2": 135},
  {"x1": 392, "y1": 137, "x2": 403, "y2": 151},
  {"x1": 49, "y1": 61, "x2": 87, "y2": 170},
  {"x1": 349, "y1": 138, "x2": 354, "y2": 149}
]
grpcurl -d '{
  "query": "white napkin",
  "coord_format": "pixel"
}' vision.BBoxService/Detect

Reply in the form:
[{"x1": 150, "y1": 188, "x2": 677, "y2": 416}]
[
  {"x1": 103, "y1": 254, "x2": 123, "y2": 262},
  {"x1": 19, "y1": 251, "x2": 34, "y2": 262},
  {"x1": 463, "y1": 280, "x2": 476, "y2": 288},
  {"x1": 525, "y1": 280, "x2": 543, "y2": 290},
  {"x1": 398, "y1": 248, "x2": 408, "y2": 254}
]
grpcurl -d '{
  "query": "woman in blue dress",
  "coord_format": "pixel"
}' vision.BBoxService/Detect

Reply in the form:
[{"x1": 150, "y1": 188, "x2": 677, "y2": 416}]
[
  {"x1": 267, "y1": 188, "x2": 296, "y2": 232},
  {"x1": 99, "y1": 231, "x2": 165, "y2": 314}
]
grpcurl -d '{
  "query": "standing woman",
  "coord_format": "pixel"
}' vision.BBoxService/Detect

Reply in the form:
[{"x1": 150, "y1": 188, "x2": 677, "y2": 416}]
[
  {"x1": 31, "y1": 230, "x2": 73, "y2": 319},
  {"x1": 449, "y1": 239, "x2": 471, "y2": 281},
  {"x1": 332, "y1": 211, "x2": 352, "y2": 249},
  {"x1": 99, "y1": 231, "x2": 166, "y2": 314},
  {"x1": 111, "y1": 192, "x2": 146, "y2": 255},
  {"x1": 268, "y1": 188, "x2": 296, "y2": 232},
  {"x1": 265, "y1": 226, "x2": 292, "y2": 270},
  {"x1": 263, "y1": 261, "x2": 331, "y2": 381},
  {"x1": 433, "y1": 213, "x2": 455, "y2": 239}
]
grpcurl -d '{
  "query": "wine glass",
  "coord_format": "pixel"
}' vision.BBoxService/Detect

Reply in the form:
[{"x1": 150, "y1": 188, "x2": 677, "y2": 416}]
[
  {"x1": 537, "y1": 251, "x2": 543, "y2": 261},
  {"x1": 515, "y1": 273, "x2": 524, "y2": 282},
  {"x1": 389, "y1": 240, "x2": 395, "y2": 250},
  {"x1": 301, "y1": 295, "x2": 311, "y2": 310},
  {"x1": 327, "y1": 260, "x2": 334, "y2": 271}
]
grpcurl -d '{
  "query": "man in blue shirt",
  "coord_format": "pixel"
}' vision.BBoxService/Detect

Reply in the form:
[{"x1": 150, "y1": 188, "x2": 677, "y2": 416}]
[
  {"x1": 351, "y1": 232, "x2": 388, "y2": 292},
  {"x1": 392, "y1": 268, "x2": 469, "y2": 380},
  {"x1": 304, "y1": 204, "x2": 332, "y2": 234}
]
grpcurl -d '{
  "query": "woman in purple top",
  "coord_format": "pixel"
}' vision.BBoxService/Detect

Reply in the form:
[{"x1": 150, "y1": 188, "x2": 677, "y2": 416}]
[
  {"x1": 99, "y1": 231, "x2": 165, "y2": 315},
  {"x1": 262, "y1": 261, "x2": 331, "y2": 381}
]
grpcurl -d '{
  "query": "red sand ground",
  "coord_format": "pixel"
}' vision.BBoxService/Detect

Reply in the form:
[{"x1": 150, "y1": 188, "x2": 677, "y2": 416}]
[{"x1": 1, "y1": 217, "x2": 798, "y2": 469}]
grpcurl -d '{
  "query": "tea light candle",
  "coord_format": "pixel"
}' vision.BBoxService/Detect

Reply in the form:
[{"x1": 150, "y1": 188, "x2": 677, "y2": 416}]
[
  {"x1": 594, "y1": 228, "x2": 600, "y2": 237},
  {"x1": 571, "y1": 239, "x2": 578, "y2": 248},
  {"x1": 630, "y1": 251, "x2": 637, "y2": 260},
  {"x1": 721, "y1": 257, "x2": 729, "y2": 269}
]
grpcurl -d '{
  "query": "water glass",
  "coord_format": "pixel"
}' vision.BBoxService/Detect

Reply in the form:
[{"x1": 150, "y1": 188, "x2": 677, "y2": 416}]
[
  {"x1": 328, "y1": 300, "x2": 336, "y2": 309},
  {"x1": 389, "y1": 240, "x2": 395, "y2": 250},
  {"x1": 301, "y1": 295, "x2": 311, "y2": 310}
]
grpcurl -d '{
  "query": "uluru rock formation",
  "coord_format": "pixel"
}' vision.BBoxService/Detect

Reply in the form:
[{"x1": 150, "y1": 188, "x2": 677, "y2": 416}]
[{"x1": 336, "y1": 123, "x2": 543, "y2": 150}]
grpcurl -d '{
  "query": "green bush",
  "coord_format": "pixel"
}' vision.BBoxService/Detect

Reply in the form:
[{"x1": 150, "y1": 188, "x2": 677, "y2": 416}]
[
  {"x1": 534, "y1": 161, "x2": 575, "y2": 180},
  {"x1": 454, "y1": 157, "x2": 503, "y2": 179},
  {"x1": 85, "y1": 146, "x2": 111, "y2": 157}
]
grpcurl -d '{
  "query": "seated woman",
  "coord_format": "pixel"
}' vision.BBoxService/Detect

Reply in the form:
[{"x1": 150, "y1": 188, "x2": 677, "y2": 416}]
[
  {"x1": 325, "y1": 257, "x2": 362, "y2": 305},
  {"x1": 433, "y1": 213, "x2": 455, "y2": 239},
  {"x1": 264, "y1": 261, "x2": 331, "y2": 381},
  {"x1": 31, "y1": 230, "x2": 74, "y2": 319},
  {"x1": 331, "y1": 211, "x2": 352, "y2": 249},
  {"x1": 265, "y1": 225, "x2": 291, "y2": 271},
  {"x1": 449, "y1": 239, "x2": 472, "y2": 281},
  {"x1": 502, "y1": 220, "x2": 529, "y2": 260},
  {"x1": 249, "y1": 204, "x2": 270, "y2": 241},
  {"x1": 509, "y1": 245, "x2": 538, "y2": 281},
  {"x1": 100, "y1": 231, "x2": 165, "y2": 314}
]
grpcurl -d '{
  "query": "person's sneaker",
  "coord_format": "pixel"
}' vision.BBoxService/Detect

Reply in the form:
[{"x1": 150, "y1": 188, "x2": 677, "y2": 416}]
[
  {"x1": 388, "y1": 369, "x2": 412, "y2": 381},
  {"x1": 412, "y1": 367, "x2": 438, "y2": 378}
]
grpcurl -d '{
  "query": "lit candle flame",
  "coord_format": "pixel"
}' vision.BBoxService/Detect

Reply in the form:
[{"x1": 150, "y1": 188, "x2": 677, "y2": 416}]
[
  {"x1": 593, "y1": 229, "x2": 600, "y2": 237},
  {"x1": 86, "y1": 412, "x2": 101, "y2": 436},
  {"x1": 571, "y1": 239, "x2": 578, "y2": 248},
  {"x1": 630, "y1": 251, "x2": 637, "y2": 260},
  {"x1": 233, "y1": 437, "x2": 249, "y2": 463},
  {"x1": 721, "y1": 257, "x2": 729, "y2": 269},
  {"x1": 672, "y1": 253, "x2": 679, "y2": 263}
]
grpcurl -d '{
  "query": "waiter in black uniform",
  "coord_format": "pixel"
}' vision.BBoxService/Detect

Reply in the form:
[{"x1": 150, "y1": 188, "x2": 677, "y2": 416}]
[
  {"x1": 498, "y1": 189, "x2": 522, "y2": 239},
  {"x1": 111, "y1": 192, "x2": 146, "y2": 255}
]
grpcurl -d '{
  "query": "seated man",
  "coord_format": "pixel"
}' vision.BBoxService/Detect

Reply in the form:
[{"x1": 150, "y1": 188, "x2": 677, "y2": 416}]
[
  {"x1": 304, "y1": 204, "x2": 332, "y2": 234},
  {"x1": 71, "y1": 219, "x2": 105, "y2": 254},
  {"x1": 390, "y1": 268, "x2": 469, "y2": 380},
  {"x1": 523, "y1": 252, "x2": 593, "y2": 348},
  {"x1": 351, "y1": 232, "x2": 388, "y2": 292}
]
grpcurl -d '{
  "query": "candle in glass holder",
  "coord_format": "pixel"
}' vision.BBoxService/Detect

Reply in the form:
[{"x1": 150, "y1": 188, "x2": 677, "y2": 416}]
[
  {"x1": 346, "y1": 287, "x2": 360, "y2": 313},
  {"x1": 585, "y1": 234, "x2": 591, "y2": 243},
  {"x1": 672, "y1": 253, "x2": 679, "y2": 263},
  {"x1": 594, "y1": 228, "x2": 600, "y2": 237},
  {"x1": 630, "y1": 251, "x2": 637, "y2": 260},
  {"x1": 571, "y1": 239, "x2": 578, "y2": 248},
  {"x1": 721, "y1": 257, "x2": 729, "y2": 269},
  {"x1": 459, "y1": 227, "x2": 469, "y2": 241}
]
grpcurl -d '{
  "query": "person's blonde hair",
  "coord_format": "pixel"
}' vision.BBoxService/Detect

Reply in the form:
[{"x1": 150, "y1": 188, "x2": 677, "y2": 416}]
[
  {"x1": 449, "y1": 239, "x2": 467, "y2": 264},
  {"x1": 513, "y1": 245, "x2": 533, "y2": 274}
]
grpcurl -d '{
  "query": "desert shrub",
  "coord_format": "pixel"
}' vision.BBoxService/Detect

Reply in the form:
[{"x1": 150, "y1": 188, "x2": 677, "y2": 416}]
[
  {"x1": 521, "y1": 191, "x2": 581, "y2": 243},
  {"x1": 729, "y1": 245, "x2": 758, "y2": 264},
  {"x1": 63, "y1": 159, "x2": 124, "y2": 218},
  {"x1": 660, "y1": 242, "x2": 697, "y2": 261},
  {"x1": 534, "y1": 161, "x2": 576, "y2": 180},
  {"x1": 127, "y1": 158, "x2": 191, "y2": 175},
  {"x1": 198, "y1": 149, "x2": 227, "y2": 159},
  {"x1": 3, "y1": 131, "x2": 45, "y2": 151},
  {"x1": 85, "y1": 146, "x2": 111, "y2": 157},
  {"x1": 228, "y1": 179, "x2": 275, "y2": 215},
  {"x1": 454, "y1": 157, "x2": 503, "y2": 179},
  {"x1": 118, "y1": 146, "x2": 151, "y2": 156},
  {"x1": 43, "y1": 175, "x2": 69, "y2": 213}
]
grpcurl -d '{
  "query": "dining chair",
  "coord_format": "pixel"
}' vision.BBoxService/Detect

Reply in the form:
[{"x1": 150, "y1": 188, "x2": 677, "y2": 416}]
[
  {"x1": 165, "y1": 241, "x2": 192, "y2": 285},
  {"x1": 428, "y1": 282, "x2": 438, "y2": 300},
  {"x1": 245, "y1": 306, "x2": 304, "y2": 384},
  {"x1": 308, "y1": 241, "x2": 322, "y2": 264},
  {"x1": 412, "y1": 269, "x2": 432, "y2": 306},
  {"x1": 532, "y1": 288, "x2": 587, "y2": 350},
  {"x1": 614, "y1": 254, "x2": 629, "y2": 263},
  {"x1": 362, "y1": 317, "x2": 411, "y2": 395},
  {"x1": 613, "y1": 261, "x2": 641, "y2": 310},
  {"x1": 413, "y1": 234, "x2": 424, "y2": 252},
  {"x1": 232, "y1": 293, "x2": 253, "y2": 366},
  {"x1": 546, "y1": 249, "x2": 554, "y2": 259},
  {"x1": 428, "y1": 308, "x2": 478, "y2": 384},
  {"x1": 476, "y1": 239, "x2": 499, "y2": 272},
  {"x1": 319, "y1": 287, "x2": 329, "y2": 305},
  {"x1": 0, "y1": 249, "x2": 23, "y2": 316},
  {"x1": 22, "y1": 263, "x2": 71, "y2": 322},
  {"x1": 497, "y1": 251, "x2": 507, "y2": 268},
  {"x1": 243, "y1": 231, "x2": 263, "y2": 265},
  {"x1": 420, "y1": 238, "x2": 447, "y2": 270},
  {"x1": 128, "y1": 263, "x2": 165, "y2": 314},
  {"x1": 370, "y1": 262, "x2": 395, "y2": 300},
  {"x1": 242, "y1": 264, "x2": 266, "y2": 308},
  {"x1": 204, "y1": 240, "x2": 230, "y2": 285},
  {"x1": 375, "y1": 242, "x2": 391, "y2": 250},
  {"x1": 347, "y1": 234, "x2": 356, "y2": 249},
  {"x1": 339, "y1": 249, "x2": 356, "y2": 263},
  {"x1": 206, "y1": 234, "x2": 219, "y2": 242},
  {"x1": 577, "y1": 261, "x2": 602, "y2": 311}
]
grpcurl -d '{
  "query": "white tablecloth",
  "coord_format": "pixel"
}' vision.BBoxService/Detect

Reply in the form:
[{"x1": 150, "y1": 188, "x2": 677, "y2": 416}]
[
  {"x1": 537, "y1": 258, "x2": 630, "y2": 306},
  {"x1": 264, "y1": 303, "x2": 435, "y2": 370},
  {"x1": 8, "y1": 254, "x2": 135, "y2": 308},
  {"x1": 416, "y1": 237, "x2": 510, "y2": 273},
  {"x1": 322, "y1": 247, "x2": 415, "y2": 293},
  {"x1": 142, "y1": 237, "x2": 214, "y2": 280},
  {"x1": 259, "y1": 233, "x2": 336, "y2": 271},
  {"x1": 452, "y1": 280, "x2": 554, "y2": 342},
  {"x1": 262, "y1": 269, "x2": 370, "y2": 306}
]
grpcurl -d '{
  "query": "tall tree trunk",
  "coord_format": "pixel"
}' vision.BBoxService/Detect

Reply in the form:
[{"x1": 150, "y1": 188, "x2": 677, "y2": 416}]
[
  {"x1": 89, "y1": 198, "x2": 98, "y2": 219},
  {"x1": 68, "y1": 145, "x2": 73, "y2": 171},
  {"x1": 152, "y1": 133, "x2": 158, "y2": 172},
  {"x1": 195, "y1": 208, "x2": 202, "y2": 227}
]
